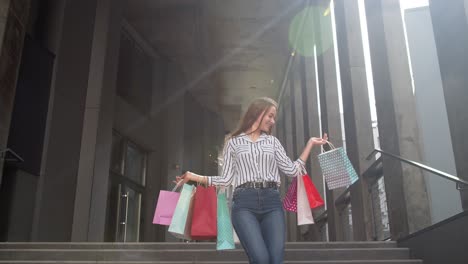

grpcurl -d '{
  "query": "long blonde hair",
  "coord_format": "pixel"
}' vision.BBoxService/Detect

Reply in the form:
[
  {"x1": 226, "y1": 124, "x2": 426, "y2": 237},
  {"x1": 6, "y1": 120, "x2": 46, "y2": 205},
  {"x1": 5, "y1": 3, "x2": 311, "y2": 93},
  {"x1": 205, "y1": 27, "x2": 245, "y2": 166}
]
[{"x1": 229, "y1": 97, "x2": 278, "y2": 139}]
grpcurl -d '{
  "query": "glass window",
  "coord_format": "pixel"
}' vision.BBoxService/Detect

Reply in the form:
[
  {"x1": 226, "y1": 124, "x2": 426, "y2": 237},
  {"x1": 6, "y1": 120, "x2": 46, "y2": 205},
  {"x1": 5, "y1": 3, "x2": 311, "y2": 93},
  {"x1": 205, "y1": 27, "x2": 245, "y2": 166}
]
[
  {"x1": 124, "y1": 143, "x2": 146, "y2": 185},
  {"x1": 111, "y1": 133, "x2": 124, "y2": 174}
]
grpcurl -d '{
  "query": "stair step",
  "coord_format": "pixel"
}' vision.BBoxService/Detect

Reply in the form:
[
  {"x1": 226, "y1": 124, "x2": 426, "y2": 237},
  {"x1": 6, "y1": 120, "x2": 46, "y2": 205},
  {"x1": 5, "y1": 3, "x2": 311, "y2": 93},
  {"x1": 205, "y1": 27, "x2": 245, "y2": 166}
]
[
  {"x1": 0, "y1": 242, "x2": 397, "y2": 250},
  {"x1": 0, "y1": 260, "x2": 423, "y2": 264},
  {"x1": 0, "y1": 248, "x2": 410, "y2": 261}
]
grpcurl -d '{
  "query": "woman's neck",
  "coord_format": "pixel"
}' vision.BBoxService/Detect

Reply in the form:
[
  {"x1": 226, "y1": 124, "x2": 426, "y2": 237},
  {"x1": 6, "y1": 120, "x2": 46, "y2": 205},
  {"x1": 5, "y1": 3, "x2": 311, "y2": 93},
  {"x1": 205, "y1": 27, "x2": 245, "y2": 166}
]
[{"x1": 246, "y1": 127, "x2": 262, "y2": 141}]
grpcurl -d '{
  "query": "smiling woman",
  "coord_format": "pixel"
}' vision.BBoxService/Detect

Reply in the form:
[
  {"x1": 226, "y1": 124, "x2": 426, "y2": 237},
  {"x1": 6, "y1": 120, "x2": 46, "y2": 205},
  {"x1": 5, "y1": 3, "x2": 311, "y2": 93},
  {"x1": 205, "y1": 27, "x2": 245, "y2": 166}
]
[{"x1": 177, "y1": 97, "x2": 327, "y2": 264}]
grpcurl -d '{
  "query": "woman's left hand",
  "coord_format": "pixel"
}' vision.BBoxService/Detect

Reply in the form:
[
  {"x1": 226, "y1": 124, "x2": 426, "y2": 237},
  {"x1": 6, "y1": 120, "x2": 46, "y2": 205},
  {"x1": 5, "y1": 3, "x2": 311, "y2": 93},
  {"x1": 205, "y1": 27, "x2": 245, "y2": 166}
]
[{"x1": 309, "y1": 133, "x2": 328, "y2": 146}]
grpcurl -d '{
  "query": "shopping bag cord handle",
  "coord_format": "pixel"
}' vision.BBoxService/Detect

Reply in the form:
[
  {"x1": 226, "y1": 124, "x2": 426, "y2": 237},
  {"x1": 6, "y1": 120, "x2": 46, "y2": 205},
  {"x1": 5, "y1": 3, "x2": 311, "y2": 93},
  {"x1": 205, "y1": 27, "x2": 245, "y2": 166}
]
[{"x1": 323, "y1": 141, "x2": 336, "y2": 150}]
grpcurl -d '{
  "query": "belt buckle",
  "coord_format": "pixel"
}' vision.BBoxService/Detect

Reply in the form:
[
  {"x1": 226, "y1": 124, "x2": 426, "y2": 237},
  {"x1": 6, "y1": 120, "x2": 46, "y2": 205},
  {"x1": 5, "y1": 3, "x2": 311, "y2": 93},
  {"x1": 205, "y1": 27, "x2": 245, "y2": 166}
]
[{"x1": 252, "y1": 182, "x2": 261, "y2": 189}]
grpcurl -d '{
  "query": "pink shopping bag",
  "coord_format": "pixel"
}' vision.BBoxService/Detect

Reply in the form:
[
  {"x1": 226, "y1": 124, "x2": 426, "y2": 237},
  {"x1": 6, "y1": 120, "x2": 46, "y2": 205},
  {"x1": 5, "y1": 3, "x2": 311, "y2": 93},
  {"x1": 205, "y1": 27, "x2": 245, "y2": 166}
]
[
  {"x1": 282, "y1": 177, "x2": 298, "y2": 212},
  {"x1": 152, "y1": 184, "x2": 181, "y2": 225}
]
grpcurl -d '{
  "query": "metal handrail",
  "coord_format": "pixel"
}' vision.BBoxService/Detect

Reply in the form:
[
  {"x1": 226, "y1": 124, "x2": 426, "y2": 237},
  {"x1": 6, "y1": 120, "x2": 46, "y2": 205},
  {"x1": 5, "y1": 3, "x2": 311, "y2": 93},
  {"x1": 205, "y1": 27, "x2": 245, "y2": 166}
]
[
  {"x1": 366, "y1": 148, "x2": 468, "y2": 189},
  {"x1": 315, "y1": 210, "x2": 328, "y2": 223},
  {"x1": 334, "y1": 187, "x2": 351, "y2": 207},
  {"x1": 0, "y1": 148, "x2": 24, "y2": 163}
]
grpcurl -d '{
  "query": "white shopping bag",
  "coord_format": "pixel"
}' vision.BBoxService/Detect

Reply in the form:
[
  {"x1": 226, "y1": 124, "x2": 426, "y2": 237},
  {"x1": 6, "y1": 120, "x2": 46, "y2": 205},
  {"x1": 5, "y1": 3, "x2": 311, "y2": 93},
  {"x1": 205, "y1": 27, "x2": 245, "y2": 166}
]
[{"x1": 297, "y1": 175, "x2": 314, "y2": 225}]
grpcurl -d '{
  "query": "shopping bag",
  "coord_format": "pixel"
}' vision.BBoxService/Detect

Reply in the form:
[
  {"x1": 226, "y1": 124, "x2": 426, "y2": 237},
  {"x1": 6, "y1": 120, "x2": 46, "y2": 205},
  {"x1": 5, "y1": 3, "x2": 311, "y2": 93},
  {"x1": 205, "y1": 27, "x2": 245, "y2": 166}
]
[
  {"x1": 282, "y1": 177, "x2": 298, "y2": 212},
  {"x1": 302, "y1": 175, "x2": 324, "y2": 209},
  {"x1": 318, "y1": 142, "x2": 359, "y2": 190},
  {"x1": 191, "y1": 185, "x2": 217, "y2": 240},
  {"x1": 233, "y1": 228, "x2": 240, "y2": 244},
  {"x1": 152, "y1": 184, "x2": 182, "y2": 225},
  {"x1": 168, "y1": 183, "x2": 196, "y2": 240},
  {"x1": 297, "y1": 173, "x2": 314, "y2": 225},
  {"x1": 216, "y1": 190, "x2": 235, "y2": 250}
]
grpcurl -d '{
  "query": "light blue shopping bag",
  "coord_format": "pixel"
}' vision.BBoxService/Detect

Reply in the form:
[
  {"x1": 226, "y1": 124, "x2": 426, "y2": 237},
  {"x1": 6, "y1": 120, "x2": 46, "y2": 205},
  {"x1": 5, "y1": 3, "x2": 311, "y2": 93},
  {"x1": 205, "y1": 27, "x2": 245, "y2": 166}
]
[
  {"x1": 168, "y1": 183, "x2": 195, "y2": 240},
  {"x1": 216, "y1": 190, "x2": 235, "y2": 250},
  {"x1": 318, "y1": 142, "x2": 359, "y2": 190}
]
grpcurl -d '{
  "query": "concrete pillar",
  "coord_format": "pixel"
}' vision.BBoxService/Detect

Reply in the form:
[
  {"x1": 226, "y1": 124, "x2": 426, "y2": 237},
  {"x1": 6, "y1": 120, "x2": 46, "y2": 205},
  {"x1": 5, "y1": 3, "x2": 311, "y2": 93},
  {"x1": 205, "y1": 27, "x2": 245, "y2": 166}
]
[
  {"x1": 32, "y1": 0, "x2": 99, "y2": 241},
  {"x1": 318, "y1": 0, "x2": 345, "y2": 241},
  {"x1": 301, "y1": 54, "x2": 323, "y2": 241},
  {"x1": 292, "y1": 62, "x2": 306, "y2": 164},
  {"x1": 465, "y1": 0, "x2": 468, "y2": 24},
  {"x1": 334, "y1": 0, "x2": 375, "y2": 241},
  {"x1": 293, "y1": 58, "x2": 321, "y2": 241},
  {"x1": 142, "y1": 56, "x2": 167, "y2": 242},
  {"x1": 282, "y1": 79, "x2": 298, "y2": 242},
  {"x1": 429, "y1": 0, "x2": 468, "y2": 210},
  {"x1": 365, "y1": 0, "x2": 431, "y2": 238},
  {"x1": 71, "y1": 0, "x2": 124, "y2": 242},
  {"x1": 404, "y1": 6, "x2": 462, "y2": 225},
  {"x1": 162, "y1": 62, "x2": 186, "y2": 242},
  {"x1": 0, "y1": 0, "x2": 31, "y2": 185}
]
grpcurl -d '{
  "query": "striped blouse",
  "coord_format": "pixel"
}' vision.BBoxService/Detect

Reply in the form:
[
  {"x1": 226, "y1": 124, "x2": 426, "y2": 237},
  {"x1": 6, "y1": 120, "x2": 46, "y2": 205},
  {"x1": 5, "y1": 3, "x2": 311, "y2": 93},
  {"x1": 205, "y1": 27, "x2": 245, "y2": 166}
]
[{"x1": 208, "y1": 132, "x2": 305, "y2": 187}]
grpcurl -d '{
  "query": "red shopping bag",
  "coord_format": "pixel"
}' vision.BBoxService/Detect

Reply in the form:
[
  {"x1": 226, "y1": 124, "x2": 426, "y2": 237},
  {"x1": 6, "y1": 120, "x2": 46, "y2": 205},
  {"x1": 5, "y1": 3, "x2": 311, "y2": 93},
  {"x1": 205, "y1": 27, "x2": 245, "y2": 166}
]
[
  {"x1": 190, "y1": 185, "x2": 217, "y2": 240},
  {"x1": 302, "y1": 175, "x2": 324, "y2": 209}
]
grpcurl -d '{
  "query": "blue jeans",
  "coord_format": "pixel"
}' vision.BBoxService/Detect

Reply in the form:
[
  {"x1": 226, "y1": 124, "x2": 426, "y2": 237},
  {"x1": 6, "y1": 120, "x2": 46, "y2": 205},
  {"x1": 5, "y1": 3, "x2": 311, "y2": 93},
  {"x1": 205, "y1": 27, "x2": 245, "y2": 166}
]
[{"x1": 231, "y1": 187, "x2": 286, "y2": 264}]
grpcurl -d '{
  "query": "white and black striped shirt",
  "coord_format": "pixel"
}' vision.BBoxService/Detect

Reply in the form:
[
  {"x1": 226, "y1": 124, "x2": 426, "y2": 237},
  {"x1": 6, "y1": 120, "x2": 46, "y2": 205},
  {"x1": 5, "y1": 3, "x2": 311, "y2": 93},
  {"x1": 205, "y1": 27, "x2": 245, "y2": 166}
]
[{"x1": 208, "y1": 132, "x2": 305, "y2": 187}]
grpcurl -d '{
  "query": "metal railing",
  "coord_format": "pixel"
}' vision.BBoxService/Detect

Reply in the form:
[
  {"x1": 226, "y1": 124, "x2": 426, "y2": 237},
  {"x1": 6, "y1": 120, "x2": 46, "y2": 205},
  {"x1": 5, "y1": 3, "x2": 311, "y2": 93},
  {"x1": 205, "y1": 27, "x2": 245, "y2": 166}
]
[
  {"x1": 366, "y1": 148, "x2": 468, "y2": 190},
  {"x1": 0, "y1": 148, "x2": 24, "y2": 163}
]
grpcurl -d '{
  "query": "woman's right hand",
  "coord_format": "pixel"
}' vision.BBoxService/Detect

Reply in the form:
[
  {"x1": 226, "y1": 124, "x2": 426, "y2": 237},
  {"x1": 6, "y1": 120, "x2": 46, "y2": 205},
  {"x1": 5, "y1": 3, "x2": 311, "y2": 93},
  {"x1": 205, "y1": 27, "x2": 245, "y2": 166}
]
[{"x1": 173, "y1": 171, "x2": 193, "y2": 186}]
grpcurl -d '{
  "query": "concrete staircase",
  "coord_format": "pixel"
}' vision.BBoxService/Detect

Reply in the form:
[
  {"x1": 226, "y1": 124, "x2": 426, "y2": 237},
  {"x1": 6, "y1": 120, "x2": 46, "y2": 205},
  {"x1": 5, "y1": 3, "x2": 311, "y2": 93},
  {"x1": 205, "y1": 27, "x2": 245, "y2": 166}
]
[{"x1": 0, "y1": 242, "x2": 422, "y2": 263}]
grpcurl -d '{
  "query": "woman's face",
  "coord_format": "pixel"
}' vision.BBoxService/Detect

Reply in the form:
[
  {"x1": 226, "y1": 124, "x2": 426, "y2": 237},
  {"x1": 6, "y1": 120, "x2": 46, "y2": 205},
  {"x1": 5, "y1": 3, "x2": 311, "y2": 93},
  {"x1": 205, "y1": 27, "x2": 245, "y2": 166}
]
[{"x1": 259, "y1": 106, "x2": 277, "y2": 132}]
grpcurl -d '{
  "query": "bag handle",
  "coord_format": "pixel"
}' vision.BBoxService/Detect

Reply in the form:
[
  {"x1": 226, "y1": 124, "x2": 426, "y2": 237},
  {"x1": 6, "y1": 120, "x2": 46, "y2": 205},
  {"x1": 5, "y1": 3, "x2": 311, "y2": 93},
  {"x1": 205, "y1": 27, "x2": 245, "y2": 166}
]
[
  {"x1": 171, "y1": 181, "x2": 184, "y2": 192},
  {"x1": 217, "y1": 186, "x2": 227, "y2": 195},
  {"x1": 324, "y1": 141, "x2": 336, "y2": 149},
  {"x1": 299, "y1": 162, "x2": 307, "y2": 176}
]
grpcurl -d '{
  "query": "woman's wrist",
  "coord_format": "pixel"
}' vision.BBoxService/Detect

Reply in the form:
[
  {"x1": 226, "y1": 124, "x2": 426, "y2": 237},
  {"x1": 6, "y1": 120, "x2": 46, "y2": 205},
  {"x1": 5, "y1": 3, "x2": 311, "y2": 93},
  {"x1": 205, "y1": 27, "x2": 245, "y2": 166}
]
[
  {"x1": 187, "y1": 171, "x2": 207, "y2": 184},
  {"x1": 186, "y1": 171, "x2": 195, "y2": 181}
]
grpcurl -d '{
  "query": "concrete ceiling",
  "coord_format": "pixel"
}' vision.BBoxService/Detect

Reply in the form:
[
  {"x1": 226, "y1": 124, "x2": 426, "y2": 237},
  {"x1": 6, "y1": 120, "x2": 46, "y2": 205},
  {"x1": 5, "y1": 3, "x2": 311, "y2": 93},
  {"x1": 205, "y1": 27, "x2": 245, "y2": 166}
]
[{"x1": 124, "y1": 0, "x2": 307, "y2": 130}]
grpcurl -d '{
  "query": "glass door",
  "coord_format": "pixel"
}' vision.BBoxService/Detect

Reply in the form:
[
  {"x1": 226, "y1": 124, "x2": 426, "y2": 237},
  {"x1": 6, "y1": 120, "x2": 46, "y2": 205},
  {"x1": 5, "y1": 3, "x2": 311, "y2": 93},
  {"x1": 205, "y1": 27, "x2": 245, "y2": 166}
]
[
  {"x1": 109, "y1": 132, "x2": 147, "y2": 242},
  {"x1": 116, "y1": 184, "x2": 142, "y2": 242}
]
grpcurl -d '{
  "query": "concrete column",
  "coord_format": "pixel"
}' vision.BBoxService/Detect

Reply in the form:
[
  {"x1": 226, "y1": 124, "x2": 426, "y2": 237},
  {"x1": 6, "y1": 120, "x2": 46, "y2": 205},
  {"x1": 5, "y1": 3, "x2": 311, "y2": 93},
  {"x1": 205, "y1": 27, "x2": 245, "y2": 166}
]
[
  {"x1": 32, "y1": 0, "x2": 98, "y2": 241},
  {"x1": 284, "y1": 80, "x2": 294, "y2": 159},
  {"x1": 319, "y1": 1, "x2": 345, "y2": 241},
  {"x1": 71, "y1": 0, "x2": 124, "y2": 242},
  {"x1": 163, "y1": 62, "x2": 186, "y2": 242},
  {"x1": 0, "y1": 0, "x2": 31, "y2": 185},
  {"x1": 404, "y1": 6, "x2": 462, "y2": 225},
  {"x1": 282, "y1": 79, "x2": 298, "y2": 242},
  {"x1": 465, "y1": 0, "x2": 468, "y2": 24},
  {"x1": 365, "y1": 0, "x2": 431, "y2": 238},
  {"x1": 334, "y1": 0, "x2": 375, "y2": 241},
  {"x1": 429, "y1": 0, "x2": 468, "y2": 210},
  {"x1": 301, "y1": 54, "x2": 323, "y2": 241},
  {"x1": 141, "y1": 60, "x2": 165, "y2": 243},
  {"x1": 293, "y1": 58, "x2": 321, "y2": 241},
  {"x1": 292, "y1": 61, "x2": 306, "y2": 160}
]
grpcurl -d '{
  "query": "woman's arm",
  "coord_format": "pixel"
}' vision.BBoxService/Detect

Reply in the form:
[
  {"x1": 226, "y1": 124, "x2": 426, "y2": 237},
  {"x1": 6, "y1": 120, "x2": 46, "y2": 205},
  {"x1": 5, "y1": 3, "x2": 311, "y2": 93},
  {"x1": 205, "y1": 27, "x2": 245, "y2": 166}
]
[
  {"x1": 175, "y1": 139, "x2": 237, "y2": 186},
  {"x1": 299, "y1": 133, "x2": 328, "y2": 163},
  {"x1": 274, "y1": 133, "x2": 328, "y2": 177}
]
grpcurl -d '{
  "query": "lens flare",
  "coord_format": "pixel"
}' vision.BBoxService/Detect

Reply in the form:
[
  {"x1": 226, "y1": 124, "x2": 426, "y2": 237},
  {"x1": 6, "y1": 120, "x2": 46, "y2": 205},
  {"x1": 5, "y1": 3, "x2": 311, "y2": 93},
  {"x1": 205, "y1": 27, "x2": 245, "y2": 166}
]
[{"x1": 288, "y1": 5, "x2": 334, "y2": 57}]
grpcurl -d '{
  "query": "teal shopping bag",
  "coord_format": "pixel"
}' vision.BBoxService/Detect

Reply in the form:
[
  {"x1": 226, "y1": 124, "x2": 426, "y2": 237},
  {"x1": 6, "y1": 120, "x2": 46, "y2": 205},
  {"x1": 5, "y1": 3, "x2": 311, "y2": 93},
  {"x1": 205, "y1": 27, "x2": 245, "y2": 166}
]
[
  {"x1": 318, "y1": 142, "x2": 359, "y2": 190},
  {"x1": 168, "y1": 183, "x2": 195, "y2": 240},
  {"x1": 216, "y1": 190, "x2": 235, "y2": 250}
]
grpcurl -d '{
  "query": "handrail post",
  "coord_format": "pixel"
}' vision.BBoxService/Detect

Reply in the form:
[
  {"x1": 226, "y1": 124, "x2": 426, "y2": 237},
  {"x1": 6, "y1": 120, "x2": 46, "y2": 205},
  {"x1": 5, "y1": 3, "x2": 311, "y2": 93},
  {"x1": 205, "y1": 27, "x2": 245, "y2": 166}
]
[{"x1": 457, "y1": 182, "x2": 468, "y2": 191}]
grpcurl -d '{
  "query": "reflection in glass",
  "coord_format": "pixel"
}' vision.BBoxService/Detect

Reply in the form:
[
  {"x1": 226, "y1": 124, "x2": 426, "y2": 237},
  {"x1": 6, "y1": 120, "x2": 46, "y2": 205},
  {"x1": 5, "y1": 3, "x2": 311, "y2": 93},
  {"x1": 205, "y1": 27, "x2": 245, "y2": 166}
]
[{"x1": 125, "y1": 143, "x2": 146, "y2": 185}]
